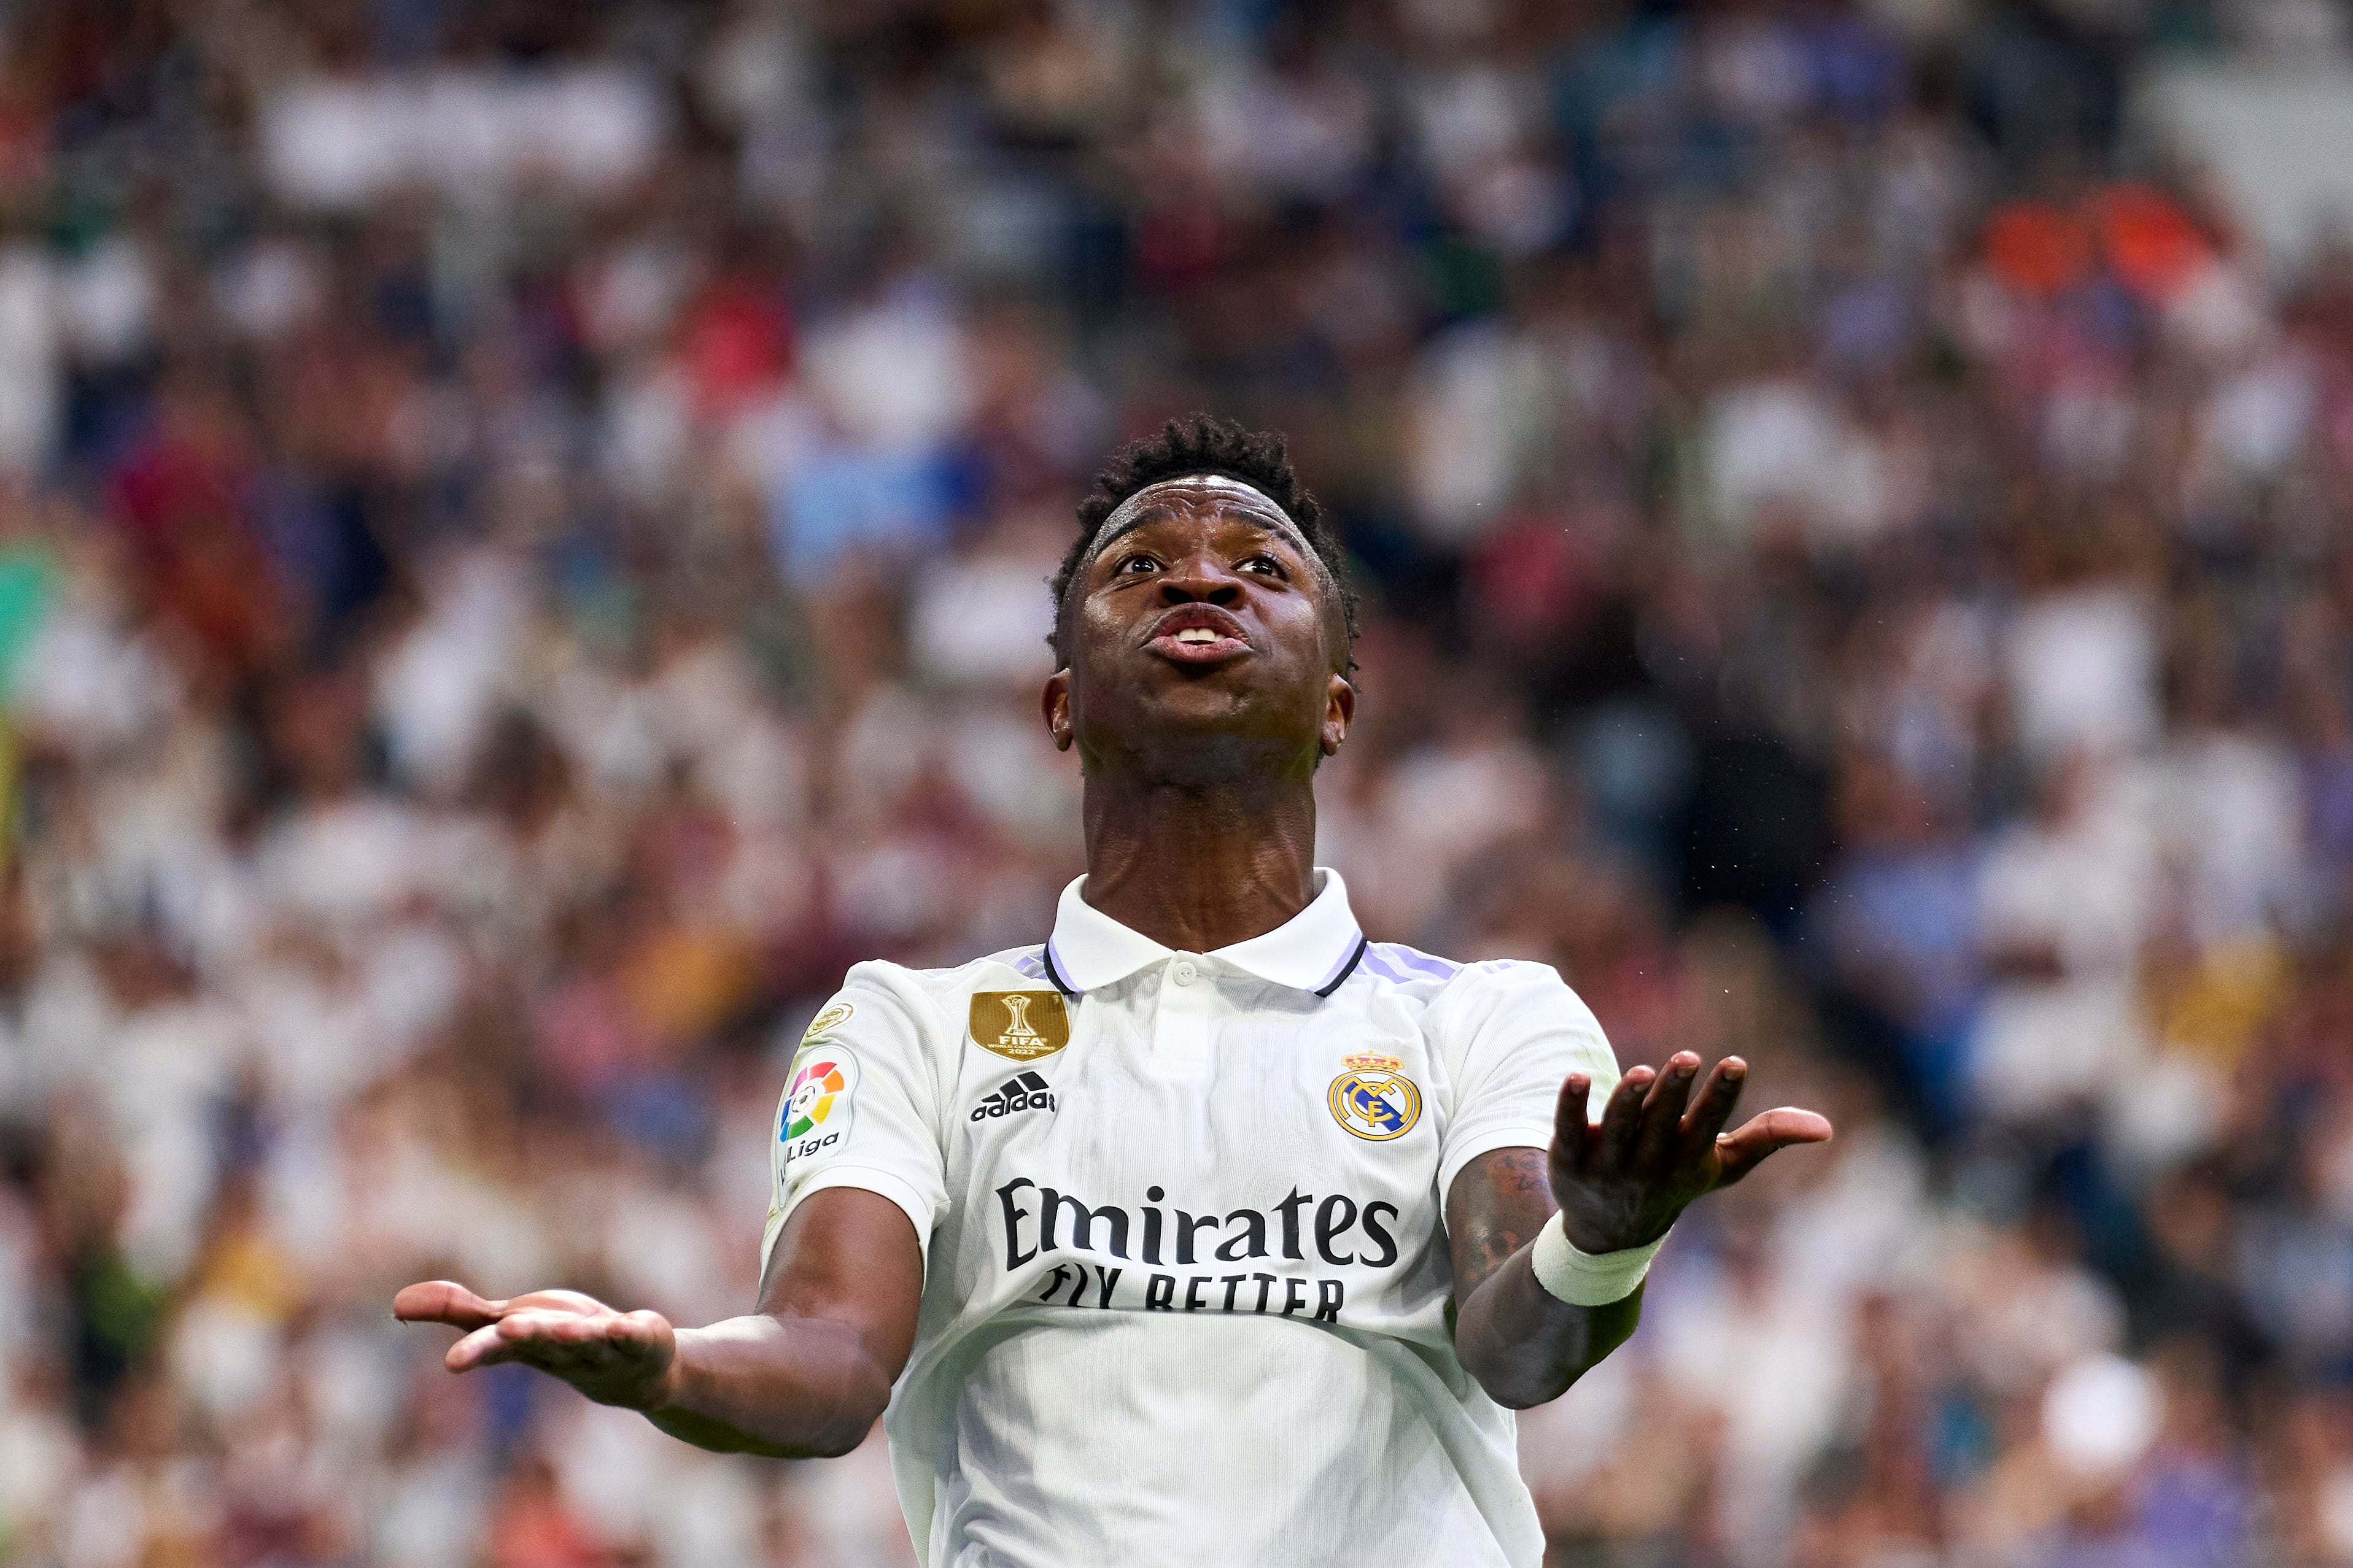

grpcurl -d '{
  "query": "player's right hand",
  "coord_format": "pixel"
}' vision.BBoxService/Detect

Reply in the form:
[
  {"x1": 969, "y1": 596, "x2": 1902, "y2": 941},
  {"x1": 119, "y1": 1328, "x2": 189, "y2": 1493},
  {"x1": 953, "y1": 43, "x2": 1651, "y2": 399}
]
[{"x1": 392, "y1": 1280, "x2": 678, "y2": 1410}]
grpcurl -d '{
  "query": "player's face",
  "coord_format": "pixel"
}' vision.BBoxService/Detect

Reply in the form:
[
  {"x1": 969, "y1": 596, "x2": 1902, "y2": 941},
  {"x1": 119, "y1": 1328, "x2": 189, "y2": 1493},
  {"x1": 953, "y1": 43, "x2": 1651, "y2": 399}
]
[{"x1": 1045, "y1": 484, "x2": 1352, "y2": 781}]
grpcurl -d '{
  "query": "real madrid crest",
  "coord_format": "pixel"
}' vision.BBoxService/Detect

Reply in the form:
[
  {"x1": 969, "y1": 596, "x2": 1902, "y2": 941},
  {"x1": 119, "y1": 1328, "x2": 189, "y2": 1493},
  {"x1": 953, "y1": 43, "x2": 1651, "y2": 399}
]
[
  {"x1": 970, "y1": 991, "x2": 1071, "y2": 1062},
  {"x1": 1328, "y1": 1051, "x2": 1422, "y2": 1141}
]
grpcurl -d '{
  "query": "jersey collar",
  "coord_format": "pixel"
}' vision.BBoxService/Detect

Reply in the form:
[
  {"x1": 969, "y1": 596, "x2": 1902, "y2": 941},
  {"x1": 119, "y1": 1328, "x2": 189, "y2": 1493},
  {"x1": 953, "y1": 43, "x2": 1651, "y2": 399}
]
[{"x1": 1044, "y1": 868, "x2": 1368, "y2": 998}]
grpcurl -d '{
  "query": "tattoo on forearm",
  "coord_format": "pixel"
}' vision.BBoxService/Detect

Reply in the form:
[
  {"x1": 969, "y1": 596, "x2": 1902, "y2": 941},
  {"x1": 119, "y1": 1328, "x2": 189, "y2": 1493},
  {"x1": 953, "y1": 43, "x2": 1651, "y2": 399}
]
[{"x1": 1450, "y1": 1148, "x2": 1556, "y2": 1292}]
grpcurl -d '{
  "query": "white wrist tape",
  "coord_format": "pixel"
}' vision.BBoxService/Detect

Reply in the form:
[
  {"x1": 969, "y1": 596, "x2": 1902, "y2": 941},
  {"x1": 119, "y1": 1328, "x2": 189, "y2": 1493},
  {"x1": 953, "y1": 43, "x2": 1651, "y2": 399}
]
[{"x1": 1529, "y1": 1213, "x2": 1667, "y2": 1306}]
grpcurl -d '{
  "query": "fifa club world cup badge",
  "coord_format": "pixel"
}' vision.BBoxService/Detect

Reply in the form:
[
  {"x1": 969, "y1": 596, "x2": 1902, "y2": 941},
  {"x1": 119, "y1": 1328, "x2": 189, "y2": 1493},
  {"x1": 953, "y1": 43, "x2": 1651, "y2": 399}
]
[
  {"x1": 970, "y1": 991, "x2": 1071, "y2": 1062},
  {"x1": 1328, "y1": 1051, "x2": 1422, "y2": 1141}
]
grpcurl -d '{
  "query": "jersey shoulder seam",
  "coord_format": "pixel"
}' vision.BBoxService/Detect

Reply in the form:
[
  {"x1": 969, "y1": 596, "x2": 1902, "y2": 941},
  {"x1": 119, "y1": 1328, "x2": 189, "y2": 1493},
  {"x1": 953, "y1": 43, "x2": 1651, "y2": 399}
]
[
  {"x1": 1354, "y1": 940, "x2": 1468, "y2": 988},
  {"x1": 848, "y1": 947, "x2": 1042, "y2": 987}
]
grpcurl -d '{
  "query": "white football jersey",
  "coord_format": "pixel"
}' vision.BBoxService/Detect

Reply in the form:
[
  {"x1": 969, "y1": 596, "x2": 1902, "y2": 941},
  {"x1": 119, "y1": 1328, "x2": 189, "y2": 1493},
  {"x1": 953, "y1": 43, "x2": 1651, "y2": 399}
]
[{"x1": 765, "y1": 870, "x2": 1620, "y2": 1567}]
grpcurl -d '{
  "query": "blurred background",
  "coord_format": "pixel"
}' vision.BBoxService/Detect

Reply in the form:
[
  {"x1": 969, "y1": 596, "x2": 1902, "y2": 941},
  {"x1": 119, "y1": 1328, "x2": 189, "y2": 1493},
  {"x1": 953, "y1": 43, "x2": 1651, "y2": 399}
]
[{"x1": 3, "y1": 0, "x2": 2353, "y2": 1564}]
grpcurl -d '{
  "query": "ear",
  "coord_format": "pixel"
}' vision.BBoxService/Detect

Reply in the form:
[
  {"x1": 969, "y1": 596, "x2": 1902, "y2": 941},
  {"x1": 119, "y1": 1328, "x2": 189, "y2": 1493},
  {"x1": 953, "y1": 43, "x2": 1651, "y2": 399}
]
[
  {"x1": 1319, "y1": 674, "x2": 1354, "y2": 757},
  {"x1": 1042, "y1": 669, "x2": 1074, "y2": 752}
]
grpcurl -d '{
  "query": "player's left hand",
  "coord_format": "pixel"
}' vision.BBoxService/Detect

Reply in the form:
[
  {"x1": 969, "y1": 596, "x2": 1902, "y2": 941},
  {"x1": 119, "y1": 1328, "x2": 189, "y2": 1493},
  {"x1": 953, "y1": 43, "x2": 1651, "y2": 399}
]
[
  {"x1": 1549, "y1": 1053, "x2": 1831, "y2": 1255},
  {"x1": 392, "y1": 1280, "x2": 678, "y2": 1410}
]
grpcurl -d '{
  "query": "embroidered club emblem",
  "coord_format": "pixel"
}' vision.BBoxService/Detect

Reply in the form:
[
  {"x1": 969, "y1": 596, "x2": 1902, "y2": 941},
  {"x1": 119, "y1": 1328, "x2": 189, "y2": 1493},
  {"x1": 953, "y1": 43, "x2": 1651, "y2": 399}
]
[{"x1": 1329, "y1": 1054, "x2": 1421, "y2": 1141}]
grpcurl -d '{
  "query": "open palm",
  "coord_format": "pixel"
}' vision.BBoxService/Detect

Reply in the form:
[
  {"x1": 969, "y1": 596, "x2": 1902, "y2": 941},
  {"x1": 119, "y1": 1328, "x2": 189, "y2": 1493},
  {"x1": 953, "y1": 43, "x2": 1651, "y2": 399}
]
[
  {"x1": 1549, "y1": 1052, "x2": 1833, "y2": 1254},
  {"x1": 392, "y1": 1281, "x2": 677, "y2": 1410}
]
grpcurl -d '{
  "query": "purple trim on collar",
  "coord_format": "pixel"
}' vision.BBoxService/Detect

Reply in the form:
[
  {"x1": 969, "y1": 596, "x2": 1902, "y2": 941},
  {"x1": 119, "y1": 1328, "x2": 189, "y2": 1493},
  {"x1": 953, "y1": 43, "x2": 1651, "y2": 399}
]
[
  {"x1": 1314, "y1": 935, "x2": 1368, "y2": 998},
  {"x1": 1314, "y1": 929, "x2": 1368, "y2": 992},
  {"x1": 1042, "y1": 940, "x2": 1077, "y2": 996}
]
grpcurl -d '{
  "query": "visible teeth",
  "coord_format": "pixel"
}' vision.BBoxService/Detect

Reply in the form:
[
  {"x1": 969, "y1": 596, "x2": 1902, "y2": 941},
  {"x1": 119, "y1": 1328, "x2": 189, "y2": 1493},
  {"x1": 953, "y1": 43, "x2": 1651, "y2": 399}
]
[{"x1": 1174, "y1": 628, "x2": 1218, "y2": 644}]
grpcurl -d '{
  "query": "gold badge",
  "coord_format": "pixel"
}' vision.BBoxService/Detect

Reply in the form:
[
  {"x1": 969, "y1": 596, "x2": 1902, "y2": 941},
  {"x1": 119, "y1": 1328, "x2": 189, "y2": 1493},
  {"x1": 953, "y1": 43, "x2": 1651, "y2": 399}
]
[
  {"x1": 1329, "y1": 1052, "x2": 1421, "y2": 1141},
  {"x1": 803, "y1": 1001, "x2": 854, "y2": 1041},
  {"x1": 970, "y1": 991, "x2": 1071, "y2": 1062}
]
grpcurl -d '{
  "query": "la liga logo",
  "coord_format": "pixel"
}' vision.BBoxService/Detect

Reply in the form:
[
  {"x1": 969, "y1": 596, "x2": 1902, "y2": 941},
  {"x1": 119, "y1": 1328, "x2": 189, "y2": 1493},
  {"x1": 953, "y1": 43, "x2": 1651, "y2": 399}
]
[{"x1": 780, "y1": 1047, "x2": 859, "y2": 1162}]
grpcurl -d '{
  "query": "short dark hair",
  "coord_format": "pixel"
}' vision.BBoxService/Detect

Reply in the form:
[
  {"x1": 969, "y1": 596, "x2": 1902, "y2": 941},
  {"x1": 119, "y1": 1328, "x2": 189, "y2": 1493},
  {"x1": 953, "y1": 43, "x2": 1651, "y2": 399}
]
[{"x1": 1048, "y1": 413, "x2": 1358, "y2": 670}]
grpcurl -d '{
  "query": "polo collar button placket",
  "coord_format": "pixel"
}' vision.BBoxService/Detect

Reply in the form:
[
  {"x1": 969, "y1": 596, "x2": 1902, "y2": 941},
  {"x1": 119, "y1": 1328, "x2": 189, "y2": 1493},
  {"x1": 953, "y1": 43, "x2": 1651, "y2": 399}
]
[
  {"x1": 1156, "y1": 953, "x2": 1214, "y2": 1067},
  {"x1": 1039, "y1": 870, "x2": 1369, "y2": 1069}
]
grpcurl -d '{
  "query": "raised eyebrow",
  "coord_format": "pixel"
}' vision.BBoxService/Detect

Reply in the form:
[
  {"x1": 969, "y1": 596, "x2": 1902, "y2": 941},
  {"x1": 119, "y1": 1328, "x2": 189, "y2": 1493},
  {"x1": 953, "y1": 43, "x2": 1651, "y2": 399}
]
[
  {"x1": 1091, "y1": 500, "x2": 1303, "y2": 560},
  {"x1": 1212, "y1": 507, "x2": 1306, "y2": 551},
  {"x1": 1091, "y1": 511, "x2": 1168, "y2": 557}
]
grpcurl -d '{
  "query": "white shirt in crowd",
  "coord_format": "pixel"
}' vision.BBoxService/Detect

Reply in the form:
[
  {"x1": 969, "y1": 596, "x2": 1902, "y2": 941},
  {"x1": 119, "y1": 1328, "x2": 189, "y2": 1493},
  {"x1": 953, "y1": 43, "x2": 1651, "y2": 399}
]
[{"x1": 766, "y1": 868, "x2": 1621, "y2": 1567}]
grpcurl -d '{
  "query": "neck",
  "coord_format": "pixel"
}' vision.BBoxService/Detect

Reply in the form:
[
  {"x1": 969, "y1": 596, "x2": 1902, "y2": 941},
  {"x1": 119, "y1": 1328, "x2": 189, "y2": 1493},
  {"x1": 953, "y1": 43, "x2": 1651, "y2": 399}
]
[{"x1": 1078, "y1": 774, "x2": 1319, "y2": 952}]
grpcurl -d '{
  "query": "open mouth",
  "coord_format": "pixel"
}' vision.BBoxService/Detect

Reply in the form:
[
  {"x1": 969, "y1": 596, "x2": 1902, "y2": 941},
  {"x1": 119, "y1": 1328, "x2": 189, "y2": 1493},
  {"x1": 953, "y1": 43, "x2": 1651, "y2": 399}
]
[{"x1": 1143, "y1": 604, "x2": 1252, "y2": 665}]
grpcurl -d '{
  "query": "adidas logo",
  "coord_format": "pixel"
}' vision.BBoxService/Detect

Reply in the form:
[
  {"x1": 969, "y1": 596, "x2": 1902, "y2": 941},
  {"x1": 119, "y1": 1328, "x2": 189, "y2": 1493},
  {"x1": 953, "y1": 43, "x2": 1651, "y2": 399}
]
[{"x1": 972, "y1": 1071, "x2": 1056, "y2": 1122}]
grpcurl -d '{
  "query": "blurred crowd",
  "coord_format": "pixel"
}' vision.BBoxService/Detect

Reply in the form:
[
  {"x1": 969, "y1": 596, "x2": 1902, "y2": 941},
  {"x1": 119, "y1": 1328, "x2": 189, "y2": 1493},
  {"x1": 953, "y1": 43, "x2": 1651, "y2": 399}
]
[{"x1": 2, "y1": 0, "x2": 2352, "y2": 1564}]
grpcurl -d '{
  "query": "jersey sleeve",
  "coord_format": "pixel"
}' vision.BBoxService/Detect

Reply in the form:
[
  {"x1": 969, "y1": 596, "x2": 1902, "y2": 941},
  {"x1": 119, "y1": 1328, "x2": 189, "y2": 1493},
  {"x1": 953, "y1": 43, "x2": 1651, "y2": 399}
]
[
  {"x1": 1431, "y1": 960, "x2": 1622, "y2": 1205},
  {"x1": 762, "y1": 963, "x2": 952, "y2": 1277}
]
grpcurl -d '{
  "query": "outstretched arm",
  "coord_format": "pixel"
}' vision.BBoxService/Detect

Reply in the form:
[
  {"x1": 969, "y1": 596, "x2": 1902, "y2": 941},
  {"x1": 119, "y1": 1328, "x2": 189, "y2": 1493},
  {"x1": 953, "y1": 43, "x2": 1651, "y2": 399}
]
[
  {"x1": 1446, "y1": 1052, "x2": 1831, "y2": 1409},
  {"x1": 393, "y1": 1186, "x2": 923, "y2": 1458}
]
